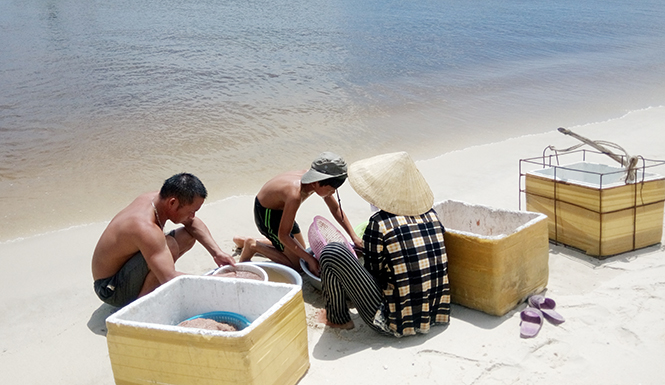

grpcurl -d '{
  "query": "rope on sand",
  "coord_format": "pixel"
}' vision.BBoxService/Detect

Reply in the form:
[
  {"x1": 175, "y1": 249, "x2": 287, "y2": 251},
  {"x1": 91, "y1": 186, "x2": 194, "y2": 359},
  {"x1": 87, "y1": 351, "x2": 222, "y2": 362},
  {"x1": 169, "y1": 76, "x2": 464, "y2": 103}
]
[{"x1": 547, "y1": 127, "x2": 639, "y2": 183}]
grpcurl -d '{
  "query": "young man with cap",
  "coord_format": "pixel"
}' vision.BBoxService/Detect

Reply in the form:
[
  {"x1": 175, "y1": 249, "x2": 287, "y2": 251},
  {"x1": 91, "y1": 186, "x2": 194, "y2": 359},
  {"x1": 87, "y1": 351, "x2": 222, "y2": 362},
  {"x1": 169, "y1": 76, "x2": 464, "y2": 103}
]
[
  {"x1": 316, "y1": 152, "x2": 451, "y2": 337},
  {"x1": 233, "y1": 152, "x2": 363, "y2": 275}
]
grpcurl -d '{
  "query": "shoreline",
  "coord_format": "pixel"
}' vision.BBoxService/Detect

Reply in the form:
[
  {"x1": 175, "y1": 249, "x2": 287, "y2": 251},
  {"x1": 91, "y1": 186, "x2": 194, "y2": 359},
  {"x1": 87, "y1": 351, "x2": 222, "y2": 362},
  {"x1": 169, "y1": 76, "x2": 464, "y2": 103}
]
[{"x1": 2, "y1": 104, "x2": 662, "y2": 245}]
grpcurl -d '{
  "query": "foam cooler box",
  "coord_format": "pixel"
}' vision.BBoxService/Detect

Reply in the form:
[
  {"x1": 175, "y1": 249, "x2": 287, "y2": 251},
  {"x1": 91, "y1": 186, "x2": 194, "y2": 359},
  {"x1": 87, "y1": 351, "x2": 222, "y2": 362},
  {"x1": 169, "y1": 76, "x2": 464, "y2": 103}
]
[
  {"x1": 434, "y1": 200, "x2": 549, "y2": 316},
  {"x1": 105, "y1": 276, "x2": 309, "y2": 385},
  {"x1": 525, "y1": 161, "x2": 665, "y2": 257}
]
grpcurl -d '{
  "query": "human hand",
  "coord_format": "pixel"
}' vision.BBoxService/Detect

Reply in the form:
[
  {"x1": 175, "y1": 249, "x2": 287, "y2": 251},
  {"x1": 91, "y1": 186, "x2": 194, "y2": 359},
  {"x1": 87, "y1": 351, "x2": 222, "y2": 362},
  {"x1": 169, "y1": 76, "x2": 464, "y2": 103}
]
[
  {"x1": 213, "y1": 252, "x2": 236, "y2": 267},
  {"x1": 351, "y1": 234, "x2": 364, "y2": 250}
]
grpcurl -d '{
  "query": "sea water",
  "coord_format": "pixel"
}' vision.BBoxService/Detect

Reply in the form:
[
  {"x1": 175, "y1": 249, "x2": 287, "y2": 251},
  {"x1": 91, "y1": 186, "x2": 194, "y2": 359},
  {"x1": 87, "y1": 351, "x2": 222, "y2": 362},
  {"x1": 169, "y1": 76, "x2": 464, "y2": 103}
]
[{"x1": 1, "y1": 0, "x2": 664, "y2": 241}]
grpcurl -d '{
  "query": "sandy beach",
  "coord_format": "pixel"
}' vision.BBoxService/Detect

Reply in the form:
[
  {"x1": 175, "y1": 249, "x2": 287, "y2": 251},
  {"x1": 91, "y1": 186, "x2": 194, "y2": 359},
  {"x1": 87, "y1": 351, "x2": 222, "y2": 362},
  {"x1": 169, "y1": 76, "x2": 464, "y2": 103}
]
[{"x1": 1, "y1": 106, "x2": 664, "y2": 385}]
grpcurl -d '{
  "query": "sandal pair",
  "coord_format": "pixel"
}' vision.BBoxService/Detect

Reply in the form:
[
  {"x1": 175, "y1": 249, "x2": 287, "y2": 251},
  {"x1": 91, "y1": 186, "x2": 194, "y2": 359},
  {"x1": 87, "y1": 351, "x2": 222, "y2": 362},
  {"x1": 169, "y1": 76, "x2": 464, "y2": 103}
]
[{"x1": 520, "y1": 295, "x2": 565, "y2": 338}]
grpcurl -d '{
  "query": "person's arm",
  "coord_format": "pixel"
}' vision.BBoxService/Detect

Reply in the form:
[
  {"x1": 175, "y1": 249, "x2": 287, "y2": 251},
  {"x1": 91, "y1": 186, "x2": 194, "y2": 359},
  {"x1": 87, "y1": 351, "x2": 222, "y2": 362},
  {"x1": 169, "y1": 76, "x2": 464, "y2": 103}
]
[
  {"x1": 137, "y1": 224, "x2": 185, "y2": 284},
  {"x1": 279, "y1": 196, "x2": 320, "y2": 275},
  {"x1": 323, "y1": 194, "x2": 364, "y2": 249},
  {"x1": 182, "y1": 216, "x2": 236, "y2": 267}
]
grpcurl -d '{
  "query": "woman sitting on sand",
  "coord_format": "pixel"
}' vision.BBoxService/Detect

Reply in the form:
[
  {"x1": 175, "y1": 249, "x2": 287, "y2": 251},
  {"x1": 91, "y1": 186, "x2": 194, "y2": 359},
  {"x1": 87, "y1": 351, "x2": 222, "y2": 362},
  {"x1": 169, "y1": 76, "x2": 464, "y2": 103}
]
[{"x1": 316, "y1": 152, "x2": 451, "y2": 337}]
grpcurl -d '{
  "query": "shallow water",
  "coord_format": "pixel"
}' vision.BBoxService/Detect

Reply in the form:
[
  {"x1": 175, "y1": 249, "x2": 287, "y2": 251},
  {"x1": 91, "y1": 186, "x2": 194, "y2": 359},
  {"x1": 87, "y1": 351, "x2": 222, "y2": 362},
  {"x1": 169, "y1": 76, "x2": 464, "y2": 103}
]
[{"x1": 1, "y1": 0, "x2": 664, "y2": 241}]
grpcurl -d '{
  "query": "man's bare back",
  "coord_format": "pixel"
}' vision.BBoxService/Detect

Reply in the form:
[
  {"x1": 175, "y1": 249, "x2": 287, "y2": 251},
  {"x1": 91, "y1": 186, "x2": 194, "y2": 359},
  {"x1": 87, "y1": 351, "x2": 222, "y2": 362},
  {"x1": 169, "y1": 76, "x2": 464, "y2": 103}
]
[
  {"x1": 255, "y1": 170, "x2": 313, "y2": 210},
  {"x1": 91, "y1": 191, "x2": 164, "y2": 281}
]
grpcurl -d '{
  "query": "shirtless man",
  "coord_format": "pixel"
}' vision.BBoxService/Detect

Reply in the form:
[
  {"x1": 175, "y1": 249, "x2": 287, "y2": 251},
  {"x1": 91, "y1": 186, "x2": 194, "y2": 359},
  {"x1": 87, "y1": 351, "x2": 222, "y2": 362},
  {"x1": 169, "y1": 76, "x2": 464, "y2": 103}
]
[
  {"x1": 233, "y1": 152, "x2": 363, "y2": 276},
  {"x1": 92, "y1": 173, "x2": 235, "y2": 307}
]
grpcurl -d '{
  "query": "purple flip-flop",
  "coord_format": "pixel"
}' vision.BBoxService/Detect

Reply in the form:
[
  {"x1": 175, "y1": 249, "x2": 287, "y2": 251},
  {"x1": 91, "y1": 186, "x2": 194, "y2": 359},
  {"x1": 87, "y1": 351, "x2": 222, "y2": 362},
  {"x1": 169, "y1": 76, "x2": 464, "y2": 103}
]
[
  {"x1": 520, "y1": 307, "x2": 544, "y2": 338},
  {"x1": 528, "y1": 295, "x2": 565, "y2": 325}
]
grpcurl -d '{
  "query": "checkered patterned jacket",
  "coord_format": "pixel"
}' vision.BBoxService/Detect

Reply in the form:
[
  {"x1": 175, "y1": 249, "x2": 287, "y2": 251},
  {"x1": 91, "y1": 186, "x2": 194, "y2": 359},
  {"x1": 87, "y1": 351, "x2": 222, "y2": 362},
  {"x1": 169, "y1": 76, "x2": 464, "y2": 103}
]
[{"x1": 363, "y1": 209, "x2": 451, "y2": 336}]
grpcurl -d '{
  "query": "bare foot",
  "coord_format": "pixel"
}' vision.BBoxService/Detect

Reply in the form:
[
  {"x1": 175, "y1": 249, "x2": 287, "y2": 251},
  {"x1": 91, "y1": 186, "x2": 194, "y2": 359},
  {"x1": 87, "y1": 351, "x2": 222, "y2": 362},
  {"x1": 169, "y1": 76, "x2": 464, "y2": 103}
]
[
  {"x1": 233, "y1": 236, "x2": 248, "y2": 250},
  {"x1": 238, "y1": 238, "x2": 256, "y2": 262},
  {"x1": 315, "y1": 309, "x2": 354, "y2": 330}
]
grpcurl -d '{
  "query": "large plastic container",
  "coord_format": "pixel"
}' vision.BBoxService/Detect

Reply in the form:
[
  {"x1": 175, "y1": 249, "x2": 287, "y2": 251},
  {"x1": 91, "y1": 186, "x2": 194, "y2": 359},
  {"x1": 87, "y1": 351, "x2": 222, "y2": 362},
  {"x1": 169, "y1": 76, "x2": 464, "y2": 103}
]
[
  {"x1": 249, "y1": 261, "x2": 303, "y2": 286},
  {"x1": 525, "y1": 161, "x2": 665, "y2": 257},
  {"x1": 105, "y1": 276, "x2": 309, "y2": 385},
  {"x1": 434, "y1": 200, "x2": 549, "y2": 316}
]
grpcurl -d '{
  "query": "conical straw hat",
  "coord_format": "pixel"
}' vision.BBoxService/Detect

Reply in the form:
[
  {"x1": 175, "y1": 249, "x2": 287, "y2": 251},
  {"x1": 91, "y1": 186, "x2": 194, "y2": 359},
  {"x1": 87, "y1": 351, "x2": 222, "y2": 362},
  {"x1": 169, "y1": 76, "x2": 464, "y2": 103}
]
[{"x1": 348, "y1": 152, "x2": 433, "y2": 216}]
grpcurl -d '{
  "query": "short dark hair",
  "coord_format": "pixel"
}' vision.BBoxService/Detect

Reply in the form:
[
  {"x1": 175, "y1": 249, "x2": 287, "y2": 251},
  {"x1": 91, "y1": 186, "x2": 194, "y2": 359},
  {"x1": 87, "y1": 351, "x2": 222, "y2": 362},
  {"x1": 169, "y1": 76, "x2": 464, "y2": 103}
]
[
  {"x1": 159, "y1": 173, "x2": 207, "y2": 205},
  {"x1": 318, "y1": 175, "x2": 347, "y2": 189}
]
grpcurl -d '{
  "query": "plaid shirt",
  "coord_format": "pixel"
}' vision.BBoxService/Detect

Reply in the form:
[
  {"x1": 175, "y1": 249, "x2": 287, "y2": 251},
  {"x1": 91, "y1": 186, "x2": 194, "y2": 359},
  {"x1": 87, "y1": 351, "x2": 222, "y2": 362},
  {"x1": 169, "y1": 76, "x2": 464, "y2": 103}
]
[{"x1": 363, "y1": 209, "x2": 450, "y2": 336}]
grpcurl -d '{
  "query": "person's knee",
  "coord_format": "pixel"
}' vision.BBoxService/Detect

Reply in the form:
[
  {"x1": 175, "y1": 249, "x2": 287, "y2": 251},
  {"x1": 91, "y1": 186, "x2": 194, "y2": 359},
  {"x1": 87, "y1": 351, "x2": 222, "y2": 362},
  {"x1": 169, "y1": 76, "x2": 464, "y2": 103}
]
[{"x1": 321, "y1": 242, "x2": 349, "y2": 259}]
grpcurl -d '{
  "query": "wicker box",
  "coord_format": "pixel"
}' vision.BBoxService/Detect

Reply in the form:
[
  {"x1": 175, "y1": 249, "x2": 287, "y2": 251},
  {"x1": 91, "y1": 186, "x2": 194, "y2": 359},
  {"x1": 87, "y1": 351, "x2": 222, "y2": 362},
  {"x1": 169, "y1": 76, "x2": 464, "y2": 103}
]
[
  {"x1": 434, "y1": 200, "x2": 549, "y2": 316},
  {"x1": 105, "y1": 276, "x2": 309, "y2": 385},
  {"x1": 525, "y1": 161, "x2": 665, "y2": 257}
]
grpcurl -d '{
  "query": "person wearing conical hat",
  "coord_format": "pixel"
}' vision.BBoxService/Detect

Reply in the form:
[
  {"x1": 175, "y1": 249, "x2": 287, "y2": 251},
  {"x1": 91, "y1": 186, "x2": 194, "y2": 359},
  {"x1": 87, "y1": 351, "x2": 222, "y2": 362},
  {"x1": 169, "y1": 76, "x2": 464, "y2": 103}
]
[
  {"x1": 233, "y1": 152, "x2": 363, "y2": 275},
  {"x1": 316, "y1": 152, "x2": 450, "y2": 337}
]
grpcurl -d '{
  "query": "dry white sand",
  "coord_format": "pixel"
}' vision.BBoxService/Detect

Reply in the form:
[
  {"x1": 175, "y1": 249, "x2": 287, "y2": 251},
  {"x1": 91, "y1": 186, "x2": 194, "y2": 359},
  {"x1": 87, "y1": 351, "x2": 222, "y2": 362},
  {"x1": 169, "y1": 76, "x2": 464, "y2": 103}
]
[{"x1": 1, "y1": 106, "x2": 664, "y2": 385}]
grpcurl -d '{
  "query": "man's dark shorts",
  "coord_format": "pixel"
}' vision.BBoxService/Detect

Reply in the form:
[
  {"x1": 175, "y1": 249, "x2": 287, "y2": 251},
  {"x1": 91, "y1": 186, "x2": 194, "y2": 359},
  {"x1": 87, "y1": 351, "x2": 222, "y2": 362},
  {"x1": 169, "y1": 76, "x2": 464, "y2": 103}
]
[
  {"x1": 94, "y1": 251, "x2": 150, "y2": 308},
  {"x1": 253, "y1": 196, "x2": 300, "y2": 252}
]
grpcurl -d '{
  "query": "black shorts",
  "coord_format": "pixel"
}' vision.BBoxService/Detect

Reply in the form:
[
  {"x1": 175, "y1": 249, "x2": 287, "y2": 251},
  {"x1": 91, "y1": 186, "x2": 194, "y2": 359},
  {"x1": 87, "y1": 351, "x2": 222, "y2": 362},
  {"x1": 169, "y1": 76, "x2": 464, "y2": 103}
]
[
  {"x1": 93, "y1": 251, "x2": 150, "y2": 308},
  {"x1": 253, "y1": 197, "x2": 300, "y2": 252}
]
